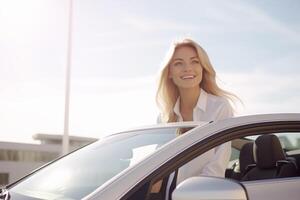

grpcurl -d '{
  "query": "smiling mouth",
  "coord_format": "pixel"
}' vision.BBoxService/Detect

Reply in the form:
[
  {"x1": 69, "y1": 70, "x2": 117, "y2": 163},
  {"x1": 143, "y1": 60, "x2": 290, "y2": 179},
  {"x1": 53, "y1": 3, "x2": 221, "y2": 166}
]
[{"x1": 181, "y1": 75, "x2": 196, "y2": 80}]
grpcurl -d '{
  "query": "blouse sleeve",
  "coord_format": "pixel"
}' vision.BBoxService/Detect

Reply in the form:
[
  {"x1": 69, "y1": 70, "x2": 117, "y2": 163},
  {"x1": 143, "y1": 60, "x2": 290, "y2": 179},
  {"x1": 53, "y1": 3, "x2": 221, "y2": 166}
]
[
  {"x1": 199, "y1": 102, "x2": 233, "y2": 177},
  {"x1": 199, "y1": 142, "x2": 231, "y2": 177},
  {"x1": 215, "y1": 100, "x2": 234, "y2": 121}
]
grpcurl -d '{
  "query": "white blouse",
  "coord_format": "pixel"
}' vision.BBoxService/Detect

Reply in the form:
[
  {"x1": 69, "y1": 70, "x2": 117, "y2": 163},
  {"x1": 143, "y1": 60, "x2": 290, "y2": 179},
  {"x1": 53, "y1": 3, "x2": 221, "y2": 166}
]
[{"x1": 172, "y1": 88, "x2": 233, "y2": 184}]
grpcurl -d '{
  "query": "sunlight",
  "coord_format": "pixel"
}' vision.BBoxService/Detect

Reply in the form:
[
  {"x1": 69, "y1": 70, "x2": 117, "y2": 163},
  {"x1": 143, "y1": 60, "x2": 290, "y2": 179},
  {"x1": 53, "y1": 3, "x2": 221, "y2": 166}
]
[
  {"x1": 1, "y1": 1, "x2": 39, "y2": 36},
  {"x1": 0, "y1": 0, "x2": 63, "y2": 42},
  {"x1": 37, "y1": 167, "x2": 72, "y2": 190}
]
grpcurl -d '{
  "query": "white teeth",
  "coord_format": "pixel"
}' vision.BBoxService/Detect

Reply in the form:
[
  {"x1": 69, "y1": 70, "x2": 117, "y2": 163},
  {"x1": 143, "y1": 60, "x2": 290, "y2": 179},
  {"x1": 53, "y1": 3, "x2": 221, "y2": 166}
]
[{"x1": 181, "y1": 75, "x2": 195, "y2": 80}]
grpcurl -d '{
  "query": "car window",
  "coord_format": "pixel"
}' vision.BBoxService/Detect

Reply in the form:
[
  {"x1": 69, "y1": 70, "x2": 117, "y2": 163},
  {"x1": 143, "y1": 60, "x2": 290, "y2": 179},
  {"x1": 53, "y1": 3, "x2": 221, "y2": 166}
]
[
  {"x1": 130, "y1": 144, "x2": 158, "y2": 166},
  {"x1": 275, "y1": 132, "x2": 300, "y2": 152},
  {"x1": 246, "y1": 132, "x2": 300, "y2": 151},
  {"x1": 227, "y1": 138, "x2": 253, "y2": 168},
  {"x1": 9, "y1": 127, "x2": 195, "y2": 200},
  {"x1": 230, "y1": 147, "x2": 240, "y2": 162}
]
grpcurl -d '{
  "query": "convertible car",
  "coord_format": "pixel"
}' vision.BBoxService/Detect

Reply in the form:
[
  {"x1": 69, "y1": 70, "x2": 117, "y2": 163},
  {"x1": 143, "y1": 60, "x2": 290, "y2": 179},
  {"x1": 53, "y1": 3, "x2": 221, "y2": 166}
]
[{"x1": 1, "y1": 113, "x2": 300, "y2": 200}]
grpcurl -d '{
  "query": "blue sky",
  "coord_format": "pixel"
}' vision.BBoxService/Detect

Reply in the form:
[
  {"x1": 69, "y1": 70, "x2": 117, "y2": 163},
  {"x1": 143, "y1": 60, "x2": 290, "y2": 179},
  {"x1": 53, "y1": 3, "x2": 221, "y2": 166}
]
[{"x1": 0, "y1": 0, "x2": 299, "y2": 143}]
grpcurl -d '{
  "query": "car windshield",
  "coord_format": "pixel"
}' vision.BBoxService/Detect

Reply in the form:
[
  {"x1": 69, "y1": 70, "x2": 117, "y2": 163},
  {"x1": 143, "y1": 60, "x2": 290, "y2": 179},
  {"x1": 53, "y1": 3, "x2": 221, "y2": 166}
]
[{"x1": 9, "y1": 126, "x2": 195, "y2": 200}]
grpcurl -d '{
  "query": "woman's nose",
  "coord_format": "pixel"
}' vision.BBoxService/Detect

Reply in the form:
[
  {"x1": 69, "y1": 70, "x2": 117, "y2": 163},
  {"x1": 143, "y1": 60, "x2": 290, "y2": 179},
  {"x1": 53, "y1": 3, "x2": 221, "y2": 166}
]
[{"x1": 183, "y1": 63, "x2": 192, "y2": 71}]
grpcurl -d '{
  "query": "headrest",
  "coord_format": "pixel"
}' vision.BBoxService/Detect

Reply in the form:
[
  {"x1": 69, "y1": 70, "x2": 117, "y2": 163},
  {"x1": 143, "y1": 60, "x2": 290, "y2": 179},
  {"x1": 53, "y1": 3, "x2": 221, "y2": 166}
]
[
  {"x1": 239, "y1": 142, "x2": 255, "y2": 174},
  {"x1": 254, "y1": 135, "x2": 286, "y2": 169}
]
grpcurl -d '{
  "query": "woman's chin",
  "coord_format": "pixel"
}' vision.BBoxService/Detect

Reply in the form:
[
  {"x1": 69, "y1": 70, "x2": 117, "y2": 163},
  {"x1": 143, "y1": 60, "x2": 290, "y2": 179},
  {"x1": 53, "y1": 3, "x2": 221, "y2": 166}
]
[
  {"x1": 178, "y1": 83, "x2": 201, "y2": 89},
  {"x1": 177, "y1": 80, "x2": 200, "y2": 88}
]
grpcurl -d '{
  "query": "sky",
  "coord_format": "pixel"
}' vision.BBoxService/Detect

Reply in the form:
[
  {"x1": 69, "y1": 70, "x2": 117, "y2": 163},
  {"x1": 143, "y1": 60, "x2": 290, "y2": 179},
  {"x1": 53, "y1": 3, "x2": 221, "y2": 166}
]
[{"x1": 0, "y1": 0, "x2": 300, "y2": 143}]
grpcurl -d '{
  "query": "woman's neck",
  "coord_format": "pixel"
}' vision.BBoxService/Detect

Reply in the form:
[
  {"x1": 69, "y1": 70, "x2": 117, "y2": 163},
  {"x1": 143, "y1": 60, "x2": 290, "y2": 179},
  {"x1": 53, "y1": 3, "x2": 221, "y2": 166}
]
[{"x1": 179, "y1": 87, "x2": 201, "y2": 113}]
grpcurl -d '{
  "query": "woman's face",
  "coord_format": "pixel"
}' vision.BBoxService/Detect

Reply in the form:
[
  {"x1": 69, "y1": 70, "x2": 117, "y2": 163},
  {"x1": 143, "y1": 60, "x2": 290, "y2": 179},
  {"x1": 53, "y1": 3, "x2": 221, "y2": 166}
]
[{"x1": 168, "y1": 45, "x2": 203, "y2": 89}]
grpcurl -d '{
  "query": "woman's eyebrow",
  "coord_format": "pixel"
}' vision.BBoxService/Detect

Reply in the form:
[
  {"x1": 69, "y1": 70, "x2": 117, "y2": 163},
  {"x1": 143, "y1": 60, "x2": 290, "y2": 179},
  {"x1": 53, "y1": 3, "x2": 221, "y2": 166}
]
[
  {"x1": 172, "y1": 58, "x2": 184, "y2": 62},
  {"x1": 190, "y1": 56, "x2": 199, "y2": 60}
]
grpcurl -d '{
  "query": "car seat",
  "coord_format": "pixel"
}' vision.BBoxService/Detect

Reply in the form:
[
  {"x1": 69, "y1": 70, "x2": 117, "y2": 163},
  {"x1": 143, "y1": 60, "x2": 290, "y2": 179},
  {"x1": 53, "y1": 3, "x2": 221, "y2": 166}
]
[
  {"x1": 242, "y1": 134, "x2": 298, "y2": 181},
  {"x1": 229, "y1": 142, "x2": 255, "y2": 180}
]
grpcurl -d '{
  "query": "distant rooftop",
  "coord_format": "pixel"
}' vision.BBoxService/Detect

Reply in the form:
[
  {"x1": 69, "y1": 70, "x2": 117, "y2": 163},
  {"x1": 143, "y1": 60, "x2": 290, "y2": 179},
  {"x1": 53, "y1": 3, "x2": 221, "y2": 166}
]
[{"x1": 32, "y1": 133, "x2": 98, "y2": 145}]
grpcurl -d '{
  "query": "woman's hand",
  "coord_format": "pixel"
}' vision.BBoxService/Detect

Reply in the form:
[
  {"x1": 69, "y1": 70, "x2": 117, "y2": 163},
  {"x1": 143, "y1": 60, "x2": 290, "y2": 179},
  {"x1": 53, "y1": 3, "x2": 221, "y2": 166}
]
[{"x1": 150, "y1": 179, "x2": 163, "y2": 193}]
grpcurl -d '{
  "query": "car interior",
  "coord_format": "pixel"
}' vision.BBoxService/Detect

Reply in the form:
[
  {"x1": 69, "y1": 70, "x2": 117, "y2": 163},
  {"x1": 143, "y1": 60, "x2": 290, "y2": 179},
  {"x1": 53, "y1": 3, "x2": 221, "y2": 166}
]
[
  {"x1": 130, "y1": 132, "x2": 300, "y2": 200},
  {"x1": 150, "y1": 133, "x2": 300, "y2": 200},
  {"x1": 226, "y1": 134, "x2": 300, "y2": 181}
]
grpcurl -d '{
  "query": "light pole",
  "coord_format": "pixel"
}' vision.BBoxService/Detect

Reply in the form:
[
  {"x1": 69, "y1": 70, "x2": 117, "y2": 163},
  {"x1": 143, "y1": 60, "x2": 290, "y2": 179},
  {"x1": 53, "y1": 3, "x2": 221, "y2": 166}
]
[{"x1": 62, "y1": 0, "x2": 73, "y2": 155}]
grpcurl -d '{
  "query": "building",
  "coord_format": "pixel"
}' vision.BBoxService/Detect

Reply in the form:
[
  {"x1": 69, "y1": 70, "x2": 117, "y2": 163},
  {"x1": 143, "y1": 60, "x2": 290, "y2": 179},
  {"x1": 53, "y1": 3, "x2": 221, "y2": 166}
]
[{"x1": 0, "y1": 134, "x2": 98, "y2": 186}]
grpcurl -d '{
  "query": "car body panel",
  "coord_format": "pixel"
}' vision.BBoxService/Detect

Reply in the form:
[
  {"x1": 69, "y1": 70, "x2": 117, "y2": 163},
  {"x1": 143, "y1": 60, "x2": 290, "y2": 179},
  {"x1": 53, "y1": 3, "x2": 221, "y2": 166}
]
[
  {"x1": 173, "y1": 176, "x2": 247, "y2": 200},
  {"x1": 84, "y1": 113, "x2": 300, "y2": 200},
  {"x1": 242, "y1": 177, "x2": 300, "y2": 200},
  {"x1": 6, "y1": 113, "x2": 300, "y2": 200}
]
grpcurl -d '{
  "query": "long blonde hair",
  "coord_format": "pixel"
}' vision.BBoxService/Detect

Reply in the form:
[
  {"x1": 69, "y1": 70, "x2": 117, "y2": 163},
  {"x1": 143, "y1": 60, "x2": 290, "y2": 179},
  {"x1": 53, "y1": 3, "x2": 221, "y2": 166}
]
[{"x1": 156, "y1": 38, "x2": 237, "y2": 123}]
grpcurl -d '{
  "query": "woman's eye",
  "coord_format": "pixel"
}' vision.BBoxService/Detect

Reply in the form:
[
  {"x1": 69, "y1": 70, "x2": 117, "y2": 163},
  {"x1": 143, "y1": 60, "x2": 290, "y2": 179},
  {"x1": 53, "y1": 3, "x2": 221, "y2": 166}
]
[
  {"x1": 173, "y1": 62, "x2": 183, "y2": 67},
  {"x1": 191, "y1": 60, "x2": 199, "y2": 64}
]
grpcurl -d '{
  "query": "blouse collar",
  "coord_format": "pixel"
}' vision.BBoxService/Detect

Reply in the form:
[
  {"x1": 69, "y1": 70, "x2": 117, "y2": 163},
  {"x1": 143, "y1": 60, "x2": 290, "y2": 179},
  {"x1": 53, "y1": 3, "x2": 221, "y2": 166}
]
[{"x1": 173, "y1": 88, "x2": 208, "y2": 117}]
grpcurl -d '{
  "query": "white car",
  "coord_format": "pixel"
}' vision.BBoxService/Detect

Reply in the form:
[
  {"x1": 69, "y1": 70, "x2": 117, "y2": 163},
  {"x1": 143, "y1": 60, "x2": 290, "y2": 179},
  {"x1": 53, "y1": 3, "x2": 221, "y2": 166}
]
[{"x1": 1, "y1": 113, "x2": 300, "y2": 200}]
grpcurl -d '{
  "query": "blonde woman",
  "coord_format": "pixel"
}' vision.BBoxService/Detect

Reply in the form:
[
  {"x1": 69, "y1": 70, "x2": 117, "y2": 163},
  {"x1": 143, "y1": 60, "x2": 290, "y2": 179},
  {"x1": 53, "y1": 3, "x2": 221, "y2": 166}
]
[{"x1": 153, "y1": 38, "x2": 237, "y2": 199}]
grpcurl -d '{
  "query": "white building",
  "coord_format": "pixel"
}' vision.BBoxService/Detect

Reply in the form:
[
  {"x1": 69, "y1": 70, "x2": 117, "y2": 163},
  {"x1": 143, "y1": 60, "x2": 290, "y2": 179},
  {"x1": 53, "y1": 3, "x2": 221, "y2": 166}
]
[{"x1": 0, "y1": 134, "x2": 98, "y2": 186}]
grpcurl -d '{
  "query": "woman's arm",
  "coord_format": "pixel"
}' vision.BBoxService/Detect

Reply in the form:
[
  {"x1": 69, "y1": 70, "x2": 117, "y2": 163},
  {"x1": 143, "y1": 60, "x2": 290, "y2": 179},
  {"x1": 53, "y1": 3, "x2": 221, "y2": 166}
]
[
  {"x1": 199, "y1": 142, "x2": 231, "y2": 177},
  {"x1": 200, "y1": 102, "x2": 233, "y2": 177}
]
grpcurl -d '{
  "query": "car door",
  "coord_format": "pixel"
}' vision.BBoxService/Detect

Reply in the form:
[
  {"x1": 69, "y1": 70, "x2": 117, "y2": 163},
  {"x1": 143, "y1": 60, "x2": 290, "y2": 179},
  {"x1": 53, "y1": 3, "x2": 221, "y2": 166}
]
[{"x1": 83, "y1": 113, "x2": 300, "y2": 200}]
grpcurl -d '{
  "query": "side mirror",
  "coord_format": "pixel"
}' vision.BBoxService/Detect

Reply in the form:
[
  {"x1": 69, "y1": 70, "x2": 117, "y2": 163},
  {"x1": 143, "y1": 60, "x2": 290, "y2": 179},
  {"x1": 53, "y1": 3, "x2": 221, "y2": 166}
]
[{"x1": 172, "y1": 176, "x2": 247, "y2": 200}]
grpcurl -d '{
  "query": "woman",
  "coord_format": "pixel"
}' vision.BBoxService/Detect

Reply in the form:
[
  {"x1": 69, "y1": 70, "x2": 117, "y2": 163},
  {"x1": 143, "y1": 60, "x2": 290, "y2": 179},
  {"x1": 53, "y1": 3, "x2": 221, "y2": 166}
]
[{"x1": 153, "y1": 38, "x2": 237, "y2": 198}]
